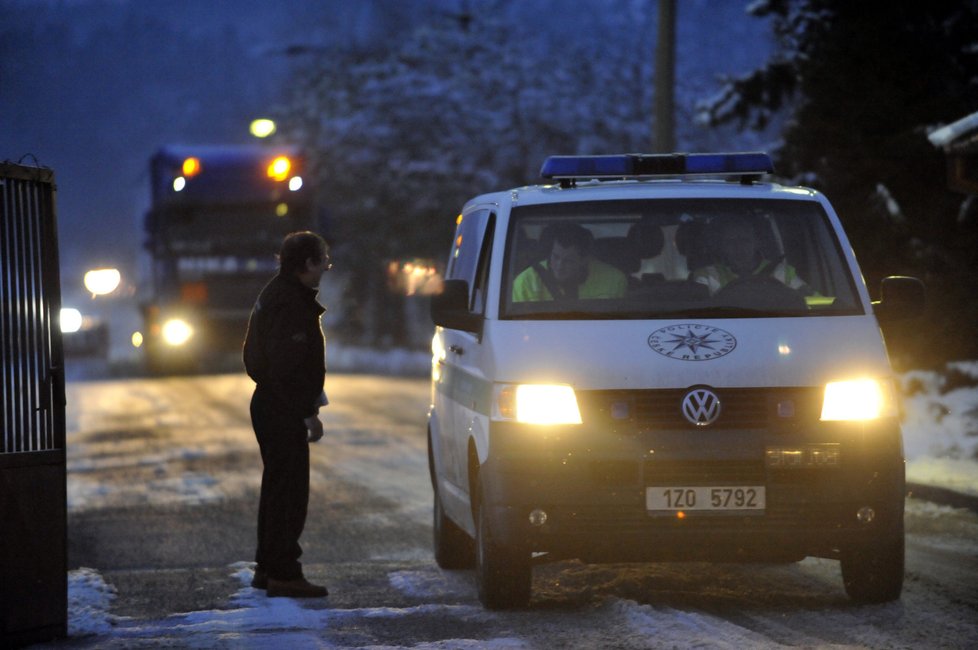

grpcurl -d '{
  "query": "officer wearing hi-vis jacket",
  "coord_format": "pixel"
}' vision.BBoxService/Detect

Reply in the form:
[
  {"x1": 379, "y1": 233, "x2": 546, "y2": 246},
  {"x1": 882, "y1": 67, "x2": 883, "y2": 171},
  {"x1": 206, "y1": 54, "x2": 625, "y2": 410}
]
[
  {"x1": 512, "y1": 223, "x2": 627, "y2": 302},
  {"x1": 692, "y1": 216, "x2": 814, "y2": 296},
  {"x1": 243, "y1": 231, "x2": 331, "y2": 599}
]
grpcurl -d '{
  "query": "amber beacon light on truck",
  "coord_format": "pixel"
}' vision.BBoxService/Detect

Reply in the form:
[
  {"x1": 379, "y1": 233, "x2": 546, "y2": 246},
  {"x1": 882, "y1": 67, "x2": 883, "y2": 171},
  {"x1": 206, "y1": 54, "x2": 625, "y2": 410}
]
[{"x1": 165, "y1": 151, "x2": 304, "y2": 200}]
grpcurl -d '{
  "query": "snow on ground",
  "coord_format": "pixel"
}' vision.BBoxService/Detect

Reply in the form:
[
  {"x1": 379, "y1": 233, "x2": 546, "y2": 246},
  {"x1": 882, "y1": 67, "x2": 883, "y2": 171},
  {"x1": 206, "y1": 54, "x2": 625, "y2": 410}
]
[
  {"x1": 66, "y1": 568, "x2": 117, "y2": 638},
  {"x1": 63, "y1": 563, "x2": 815, "y2": 649},
  {"x1": 59, "y1": 353, "x2": 978, "y2": 647},
  {"x1": 902, "y1": 360, "x2": 978, "y2": 496},
  {"x1": 66, "y1": 562, "x2": 517, "y2": 648}
]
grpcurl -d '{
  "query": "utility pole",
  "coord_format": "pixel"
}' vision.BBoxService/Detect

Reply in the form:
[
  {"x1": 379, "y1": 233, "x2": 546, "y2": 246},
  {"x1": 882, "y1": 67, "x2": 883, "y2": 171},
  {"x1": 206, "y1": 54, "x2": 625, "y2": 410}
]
[{"x1": 654, "y1": 0, "x2": 676, "y2": 152}]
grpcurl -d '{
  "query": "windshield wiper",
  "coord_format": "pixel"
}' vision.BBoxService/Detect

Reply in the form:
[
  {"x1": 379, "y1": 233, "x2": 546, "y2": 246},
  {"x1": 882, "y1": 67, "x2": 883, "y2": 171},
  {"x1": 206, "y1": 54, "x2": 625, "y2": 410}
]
[
  {"x1": 510, "y1": 307, "x2": 809, "y2": 320},
  {"x1": 695, "y1": 306, "x2": 805, "y2": 318},
  {"x1": 512, "y1": 311, "x2": 622, "y2": 320}
]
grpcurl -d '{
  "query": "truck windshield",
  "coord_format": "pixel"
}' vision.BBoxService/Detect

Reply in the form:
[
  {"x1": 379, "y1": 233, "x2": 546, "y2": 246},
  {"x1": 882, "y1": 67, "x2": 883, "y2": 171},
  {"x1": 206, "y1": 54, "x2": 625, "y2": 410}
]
[{"x1": 501, "y1": 198, "x2": 862, "y2": 320}]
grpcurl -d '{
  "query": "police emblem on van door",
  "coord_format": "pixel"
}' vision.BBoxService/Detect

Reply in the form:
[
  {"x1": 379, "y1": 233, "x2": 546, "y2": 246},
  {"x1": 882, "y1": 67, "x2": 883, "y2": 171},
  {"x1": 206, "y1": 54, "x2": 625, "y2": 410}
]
[
  {"x1": 682, "y1": 387, "x2": 722, "y2": 426},
  {"x1": 647, "y1": 324, "x2": 736, "y2": 360}
]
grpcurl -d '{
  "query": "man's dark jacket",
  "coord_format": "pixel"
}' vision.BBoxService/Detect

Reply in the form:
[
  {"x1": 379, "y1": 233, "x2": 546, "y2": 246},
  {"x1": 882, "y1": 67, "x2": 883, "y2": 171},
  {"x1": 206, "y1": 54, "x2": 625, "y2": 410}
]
[{"x1": 243, "y1": 273, "x2": 326, "y2": 419}]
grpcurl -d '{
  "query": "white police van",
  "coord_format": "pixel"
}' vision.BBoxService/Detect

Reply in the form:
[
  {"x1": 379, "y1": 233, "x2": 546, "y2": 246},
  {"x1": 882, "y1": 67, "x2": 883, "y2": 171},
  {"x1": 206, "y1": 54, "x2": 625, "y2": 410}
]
[{"x1": 428, "y1": 152, "x2": 924, "y2": 609}]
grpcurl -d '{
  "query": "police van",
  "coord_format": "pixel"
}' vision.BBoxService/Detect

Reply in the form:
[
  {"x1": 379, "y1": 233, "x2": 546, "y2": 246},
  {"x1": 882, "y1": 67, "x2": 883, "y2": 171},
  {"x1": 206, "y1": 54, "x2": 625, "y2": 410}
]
[{"x1": 427, "y1": 152, "x2": 924, "y2": 609}]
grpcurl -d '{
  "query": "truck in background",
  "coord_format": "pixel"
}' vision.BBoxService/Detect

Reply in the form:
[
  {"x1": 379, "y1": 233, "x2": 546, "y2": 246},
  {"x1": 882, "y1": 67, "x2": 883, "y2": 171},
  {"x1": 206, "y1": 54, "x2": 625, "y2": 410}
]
[{"x1": 140, "y1": 144, "x2": 315, "y2": 373}]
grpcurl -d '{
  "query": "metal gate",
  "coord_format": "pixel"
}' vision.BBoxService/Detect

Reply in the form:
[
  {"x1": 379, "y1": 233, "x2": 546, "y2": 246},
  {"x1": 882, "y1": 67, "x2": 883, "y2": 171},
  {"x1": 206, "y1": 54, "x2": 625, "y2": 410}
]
[{"x1": 0, "y1": 162, "x2": 67, "y2": 645}]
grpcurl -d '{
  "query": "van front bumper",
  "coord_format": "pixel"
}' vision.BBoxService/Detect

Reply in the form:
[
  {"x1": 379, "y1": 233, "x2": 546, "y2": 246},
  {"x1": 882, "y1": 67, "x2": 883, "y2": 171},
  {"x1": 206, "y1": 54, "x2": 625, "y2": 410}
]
[{"x1": 479, "y1": 419, "x2": 905, "y2": 563}]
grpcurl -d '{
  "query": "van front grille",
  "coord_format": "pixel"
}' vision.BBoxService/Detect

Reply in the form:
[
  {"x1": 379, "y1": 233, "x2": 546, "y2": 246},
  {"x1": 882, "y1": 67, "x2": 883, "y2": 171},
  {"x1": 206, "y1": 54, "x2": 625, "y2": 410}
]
[
  {"x1": 578, "y1": 387, "x2": 822, "y2": 431},
  {"x1": 643, "y1": 459, "x2": 766, "y2": 484}
]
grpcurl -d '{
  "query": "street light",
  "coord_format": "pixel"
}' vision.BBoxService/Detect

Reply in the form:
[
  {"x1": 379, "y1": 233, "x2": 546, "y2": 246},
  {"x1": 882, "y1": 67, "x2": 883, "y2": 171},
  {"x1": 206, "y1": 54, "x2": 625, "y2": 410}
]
[{"x1": 250, "y1": 118, "x2": 277, "y2": 138}]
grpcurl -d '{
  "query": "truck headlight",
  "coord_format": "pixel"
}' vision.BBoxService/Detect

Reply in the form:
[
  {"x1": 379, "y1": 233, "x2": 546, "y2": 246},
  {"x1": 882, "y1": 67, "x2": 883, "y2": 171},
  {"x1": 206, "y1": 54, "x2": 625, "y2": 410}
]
[
  {"x1": 161, "y1": 318, "x2": 194, "y2": 346},
  {"x1": 820, "y1": 378, "x2": 896, "y2": 421},
  {"x1": 495, "y1": 384, "x2": 582, "y2": 425}
]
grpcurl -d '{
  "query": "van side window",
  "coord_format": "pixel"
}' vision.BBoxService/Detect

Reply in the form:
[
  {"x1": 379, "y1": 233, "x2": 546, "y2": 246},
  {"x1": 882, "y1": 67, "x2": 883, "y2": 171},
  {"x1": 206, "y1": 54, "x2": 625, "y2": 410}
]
[{"x1": 445, "y1": 209, "x2": 494, "y2": 312}]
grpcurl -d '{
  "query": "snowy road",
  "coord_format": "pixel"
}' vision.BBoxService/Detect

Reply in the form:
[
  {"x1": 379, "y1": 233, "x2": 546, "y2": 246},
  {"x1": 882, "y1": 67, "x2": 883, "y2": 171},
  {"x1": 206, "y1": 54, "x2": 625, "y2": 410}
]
[{"x1": 54, "y1": 372, "x2": 978, "y2": 648}]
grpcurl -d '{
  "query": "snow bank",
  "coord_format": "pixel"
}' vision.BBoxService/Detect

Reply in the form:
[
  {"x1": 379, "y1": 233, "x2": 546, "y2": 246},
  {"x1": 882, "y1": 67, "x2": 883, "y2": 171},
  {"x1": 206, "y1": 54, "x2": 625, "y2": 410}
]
[
  {"x1": 67, "y1": 567, "x2": 116, "y2": 637},
  {"x1": 901, "y1": 361, "x2": 978, "y2": 496}
]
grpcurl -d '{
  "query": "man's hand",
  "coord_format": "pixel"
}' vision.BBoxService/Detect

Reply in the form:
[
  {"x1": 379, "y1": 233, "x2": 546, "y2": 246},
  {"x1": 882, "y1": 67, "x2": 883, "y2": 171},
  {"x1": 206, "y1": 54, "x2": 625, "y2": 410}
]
[{"x1": 304, "y1": 415, "x2": 324, "y2": 443}]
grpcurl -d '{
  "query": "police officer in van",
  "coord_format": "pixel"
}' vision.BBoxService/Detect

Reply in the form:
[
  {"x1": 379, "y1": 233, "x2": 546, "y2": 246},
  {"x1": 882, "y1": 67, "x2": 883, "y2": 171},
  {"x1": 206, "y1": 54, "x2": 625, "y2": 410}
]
[
  {"x1": 243, "y1": 231, "x2": 331, "y2": 599},
  {"x1": 692, "y1": 216, "x2": 813, "y2": 296},
  {"x1": 512, "y1": 223, "x2": 627, "y2": 302}
]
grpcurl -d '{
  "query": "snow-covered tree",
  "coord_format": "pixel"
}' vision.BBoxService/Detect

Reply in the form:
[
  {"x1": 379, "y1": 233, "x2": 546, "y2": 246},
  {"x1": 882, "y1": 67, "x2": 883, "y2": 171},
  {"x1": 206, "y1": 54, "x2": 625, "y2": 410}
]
[
  {"x1": 277, "y1": 0, "x2": 774, "y2": 347},
  {"x1": 700, "y1": 0, "x2": 978, "y2": 365}
]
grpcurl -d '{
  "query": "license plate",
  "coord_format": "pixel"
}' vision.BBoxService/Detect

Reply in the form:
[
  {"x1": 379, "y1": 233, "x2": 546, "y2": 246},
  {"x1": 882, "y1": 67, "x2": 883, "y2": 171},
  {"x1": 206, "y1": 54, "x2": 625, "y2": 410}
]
[{"x1": 646, "y1": 486, "x2": 766, "y2": 512}]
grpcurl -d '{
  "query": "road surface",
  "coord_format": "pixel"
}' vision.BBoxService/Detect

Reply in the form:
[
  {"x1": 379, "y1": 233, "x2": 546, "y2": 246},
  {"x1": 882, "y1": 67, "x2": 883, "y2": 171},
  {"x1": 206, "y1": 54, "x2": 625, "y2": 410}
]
[{"x1": 53, "y1": 372, "x2": 978, "y2": 648}]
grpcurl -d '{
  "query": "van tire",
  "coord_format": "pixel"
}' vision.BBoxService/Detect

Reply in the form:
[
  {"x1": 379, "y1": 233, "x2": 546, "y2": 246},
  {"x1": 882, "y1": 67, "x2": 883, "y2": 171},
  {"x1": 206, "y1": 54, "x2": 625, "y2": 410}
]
[
  {"x1": 840, "y1": 525, "x2": 904, "y2": 604},
  {"x1": 475, "y1": 482, "x2": 531, "y2": 610},
  {"x1": 433, "y1": 483, "x2": 475, "y2": 569}
]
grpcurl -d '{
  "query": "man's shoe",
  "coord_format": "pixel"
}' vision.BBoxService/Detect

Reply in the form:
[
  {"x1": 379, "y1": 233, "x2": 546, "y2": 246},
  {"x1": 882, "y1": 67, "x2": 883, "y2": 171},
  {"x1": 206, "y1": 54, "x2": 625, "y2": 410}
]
[
  {"x1": 267, "y1": 576, "x2": 328, "y2": 598},
  {"x1": 251, "y1": 567, "x2": 268, "y2": 590}
]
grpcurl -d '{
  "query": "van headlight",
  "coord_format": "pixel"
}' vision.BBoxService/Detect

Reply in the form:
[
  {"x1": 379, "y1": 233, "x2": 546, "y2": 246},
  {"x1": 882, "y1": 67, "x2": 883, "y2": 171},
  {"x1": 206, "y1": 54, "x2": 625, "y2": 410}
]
[
  {"x1": 161, "y1": 318, "x2": 194, "y2": 346},
  {"x1": 495, "y1": 384, "x2": 582, "y2": 425},
  {"x1": 820, "y1": 378, "x2": 897, "y2": 421}
]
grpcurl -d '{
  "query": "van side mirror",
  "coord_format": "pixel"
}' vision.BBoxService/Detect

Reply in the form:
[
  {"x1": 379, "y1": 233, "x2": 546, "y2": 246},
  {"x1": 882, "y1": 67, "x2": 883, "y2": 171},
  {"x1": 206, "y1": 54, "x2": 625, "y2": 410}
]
[
  {"x1": 872, "y1": 276, "x2": 925, "y2": 322},
  {"x1": 431, "y1": 279, "x2": 484, "y2": 335}
]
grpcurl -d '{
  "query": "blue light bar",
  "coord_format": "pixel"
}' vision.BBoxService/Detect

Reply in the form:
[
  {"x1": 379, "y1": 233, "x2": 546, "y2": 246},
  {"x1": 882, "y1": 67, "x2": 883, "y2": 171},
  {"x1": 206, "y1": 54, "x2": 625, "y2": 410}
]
[
  {"x1": 540, "y1": 152, "x2": 773, "y2": 180},
  {"x1": 540, "y1": 155, "x2": 636, "y2": 178}
]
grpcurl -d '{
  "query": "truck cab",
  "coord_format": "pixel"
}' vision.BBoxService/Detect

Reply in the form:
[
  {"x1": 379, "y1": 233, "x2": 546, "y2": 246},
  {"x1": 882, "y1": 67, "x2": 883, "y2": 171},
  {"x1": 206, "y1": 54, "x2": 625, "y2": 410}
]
[{"x1": 141, "y1": 145, "x2": 315, "y2": 372}]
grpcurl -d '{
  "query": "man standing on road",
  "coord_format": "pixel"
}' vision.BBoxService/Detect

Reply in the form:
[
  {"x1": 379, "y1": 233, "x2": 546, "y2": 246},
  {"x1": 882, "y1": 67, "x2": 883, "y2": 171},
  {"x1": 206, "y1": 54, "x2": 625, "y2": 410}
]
[{"x1": 243, "y1": 231, "x2": 331, "y2": 598}]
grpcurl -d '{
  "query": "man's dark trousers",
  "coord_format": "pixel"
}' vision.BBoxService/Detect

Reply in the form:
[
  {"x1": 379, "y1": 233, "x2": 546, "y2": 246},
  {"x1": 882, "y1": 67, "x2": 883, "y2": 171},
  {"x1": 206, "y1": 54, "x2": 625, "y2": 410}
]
[{"x1": 251, "y1": 387, "x2": 309, "y2": 581}]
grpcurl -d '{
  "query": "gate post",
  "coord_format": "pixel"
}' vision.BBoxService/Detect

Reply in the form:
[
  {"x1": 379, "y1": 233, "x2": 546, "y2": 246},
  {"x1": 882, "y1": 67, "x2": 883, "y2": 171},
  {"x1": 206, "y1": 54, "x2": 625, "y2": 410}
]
[{"x1": 0, "y1": 162, "x2": 68, "y2": 646}]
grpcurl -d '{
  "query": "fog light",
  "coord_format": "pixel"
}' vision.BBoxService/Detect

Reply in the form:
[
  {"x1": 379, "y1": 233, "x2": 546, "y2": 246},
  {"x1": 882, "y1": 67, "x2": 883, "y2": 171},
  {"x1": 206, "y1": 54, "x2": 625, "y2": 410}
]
[
  {"x1": 856, "y1": 506, "x2": 876, "y2": 524},
  {"x1": 528, "y1": 509, "x2": 548, "y2": 527}
]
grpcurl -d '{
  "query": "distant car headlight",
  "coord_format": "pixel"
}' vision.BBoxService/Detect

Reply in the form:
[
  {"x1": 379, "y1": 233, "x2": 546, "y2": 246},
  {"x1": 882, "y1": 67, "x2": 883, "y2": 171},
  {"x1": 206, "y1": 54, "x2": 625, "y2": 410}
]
[
  {"x1": 60, "y1": 308, "x2": 83, "y2": 333},
  {"x1": 820, "y1": 378, "x2": 897, "y2": 421},
  {"x1": 495, "y1": 384, "x2": 582, "y2": 425},
  {"x1": 161, "y1": 318, "x2": 193, "y2": 346}
]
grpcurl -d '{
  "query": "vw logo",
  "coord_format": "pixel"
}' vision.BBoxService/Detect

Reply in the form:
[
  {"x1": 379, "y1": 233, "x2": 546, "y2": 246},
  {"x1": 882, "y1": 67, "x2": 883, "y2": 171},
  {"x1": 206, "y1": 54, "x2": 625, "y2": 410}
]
[{"x1": 682, "y1": 387, "x2": 721, "y2": 427}]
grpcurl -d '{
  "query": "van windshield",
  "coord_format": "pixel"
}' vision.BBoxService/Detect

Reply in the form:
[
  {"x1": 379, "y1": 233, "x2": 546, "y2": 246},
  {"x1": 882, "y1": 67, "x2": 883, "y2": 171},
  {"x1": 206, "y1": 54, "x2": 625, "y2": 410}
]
[{"x1": 501, "y1": 198, "x2": 863, "y2": 320}]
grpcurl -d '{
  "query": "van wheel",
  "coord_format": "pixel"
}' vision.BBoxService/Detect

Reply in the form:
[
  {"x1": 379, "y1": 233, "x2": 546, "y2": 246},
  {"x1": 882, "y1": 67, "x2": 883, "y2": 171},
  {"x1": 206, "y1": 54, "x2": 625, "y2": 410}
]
[
  {"x1": 475, "y1": 483, "x2": 531, "y2": 609},
  {"x1": 433, "y1": 483, "x2": 474, "y2": 569},
  {"x1": 840, "y1": 525, "x2": 904, "y2": 604}
]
